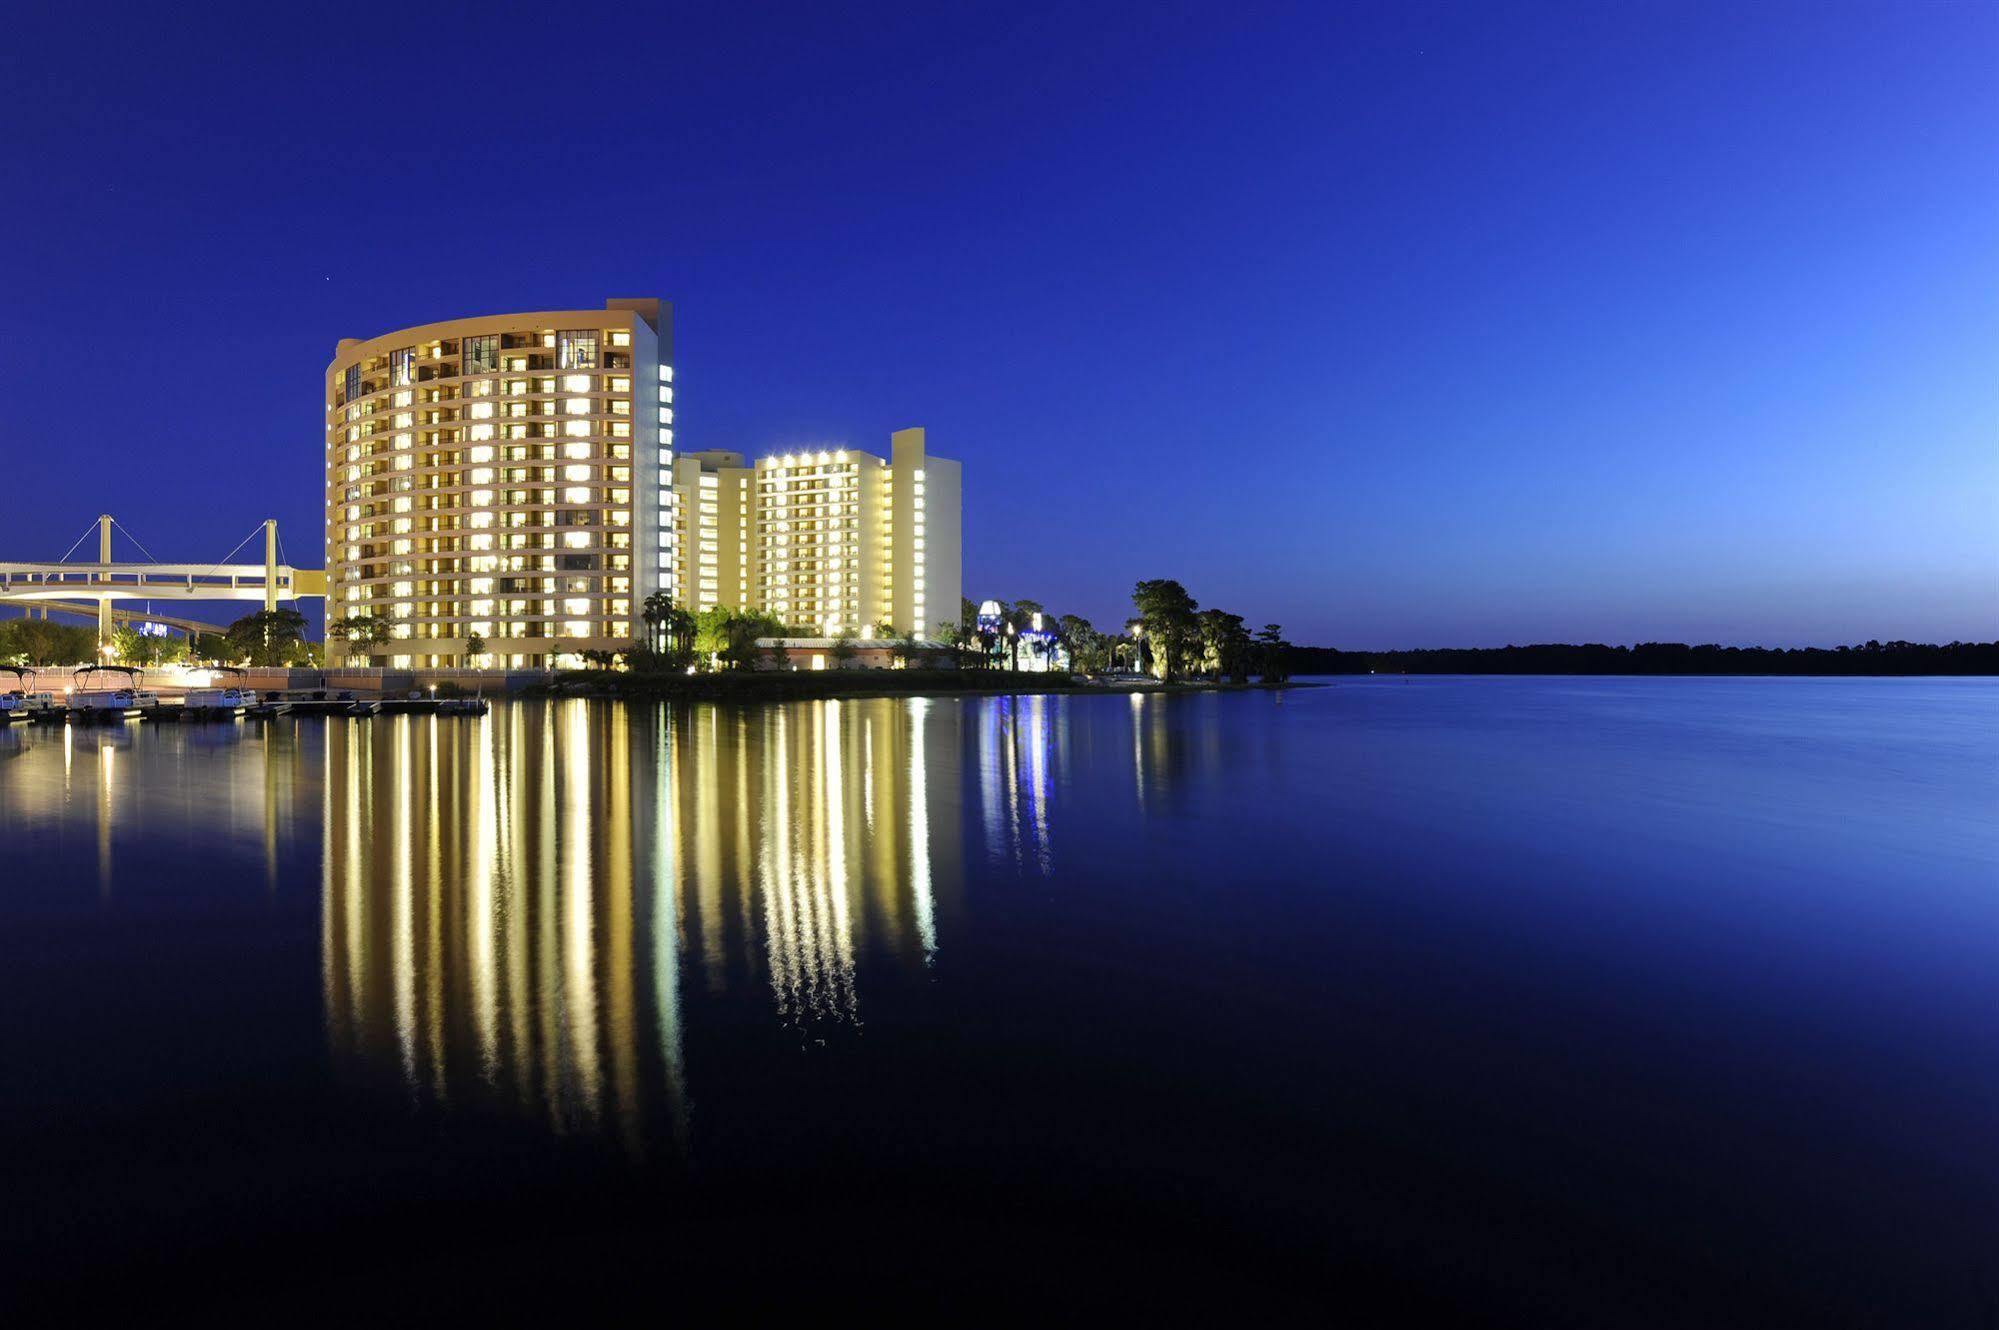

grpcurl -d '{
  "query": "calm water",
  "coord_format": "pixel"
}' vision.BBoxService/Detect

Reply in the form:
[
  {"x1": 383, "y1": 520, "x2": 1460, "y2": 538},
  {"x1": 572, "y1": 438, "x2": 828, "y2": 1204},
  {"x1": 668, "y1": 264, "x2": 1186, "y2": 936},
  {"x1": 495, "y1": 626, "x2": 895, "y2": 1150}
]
[{"x1": 2, "y1": 678, "x2": 1994, "y2": 1321}]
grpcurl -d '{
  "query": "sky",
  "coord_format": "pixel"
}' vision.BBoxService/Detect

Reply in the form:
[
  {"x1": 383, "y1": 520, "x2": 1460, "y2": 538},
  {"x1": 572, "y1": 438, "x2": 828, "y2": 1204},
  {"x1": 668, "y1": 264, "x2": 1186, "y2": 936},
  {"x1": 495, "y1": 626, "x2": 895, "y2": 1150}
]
[{"x1": 1, "y1": 1, "x2": 1992, "y2": 648}]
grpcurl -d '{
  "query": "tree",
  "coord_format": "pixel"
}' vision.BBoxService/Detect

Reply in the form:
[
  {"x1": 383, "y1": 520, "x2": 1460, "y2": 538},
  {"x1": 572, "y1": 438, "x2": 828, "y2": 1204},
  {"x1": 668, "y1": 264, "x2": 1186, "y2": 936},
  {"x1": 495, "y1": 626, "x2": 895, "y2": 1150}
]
[
  {"x1": 1196, "y1": 609, "x2": 1253, "y2": 682},
  {"x1": 226, "y1": 609, "x2": 308, "y2": 667},
  {"x1": 1256, "y1": 624, "x2": 1289, "y2": 682},
  {"x1": 830, "y1": 628, "x2": 859, "y2": 669},
  {"x1": 693, "y1": 606, "x2": 736, "y2": 665},
  {"x1": 641, "y1": 591, "x2": 673, "y2": 654},
  {"x1": 693, "y1": 607, "x2": 785, "y2": 671},
  {"x1": 579, "y1": 648, "x2": 619, "y2": 670},
  {"x1": 640, "y1": 591, "x2": 694, "y2": 662},
  {"x1": 935, "y1": 623, "x2": 968, "y2": 669},
  {"x1": 995, "y1": 600, "x2": 1043, "y2": 672},
  {"x1": 332, "y1": 613, "x2": 391, "y2": 665},
  {"x1": 0, "y1": 617, "x2": 96, "y2": 666},
  {"x1": 1060, "y1": 615, "x2": 1110, "y2": 674},
  {"x1": 664, "y1": 603, "x2": 695, "y2": 665},
  {"x1": 1131, "y1": 580, "x2": 1198, "y2": 682},
  {"x1": 110, "y1": 624, "x2": 187, "y2": 668},
  {"x1": 464, "y1": 633, "x2": 487, "y2": 666}
]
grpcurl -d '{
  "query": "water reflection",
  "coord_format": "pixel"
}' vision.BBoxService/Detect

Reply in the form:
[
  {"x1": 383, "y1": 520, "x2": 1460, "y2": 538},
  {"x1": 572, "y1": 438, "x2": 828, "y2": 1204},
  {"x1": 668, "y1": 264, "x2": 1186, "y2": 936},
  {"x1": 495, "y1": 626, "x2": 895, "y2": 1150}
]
[
  {"x1": 978, "y1": 694, "x2": 1065, "y2": 872},
  {"x1": 0, "y1": 718, "x2": 313, "y2": 900},
  {"x1": 0, "y1": 692, "x2": 1201, "y2": 1153},
  {"x1": 319, "y1": 699, "x2": 966, "y2": 1151}
]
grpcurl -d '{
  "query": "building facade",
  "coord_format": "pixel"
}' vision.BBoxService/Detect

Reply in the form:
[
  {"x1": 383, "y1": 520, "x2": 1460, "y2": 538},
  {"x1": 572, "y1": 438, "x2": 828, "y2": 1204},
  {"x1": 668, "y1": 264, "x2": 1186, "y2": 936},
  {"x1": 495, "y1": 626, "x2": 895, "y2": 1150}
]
[
  {"x1": 671, "y1": 428, "x2": 961, "y2": 639},
  {"x1": 324, "y1": 300, "x2": 675, "y2": 667}
]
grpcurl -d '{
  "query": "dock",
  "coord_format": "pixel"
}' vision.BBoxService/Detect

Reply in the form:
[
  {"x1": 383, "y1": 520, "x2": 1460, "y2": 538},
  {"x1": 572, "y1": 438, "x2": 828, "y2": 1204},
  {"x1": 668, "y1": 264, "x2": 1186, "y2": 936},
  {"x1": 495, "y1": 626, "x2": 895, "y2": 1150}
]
[{"x1": 16, "y1": 693, "x2": 491, "y2": 726}]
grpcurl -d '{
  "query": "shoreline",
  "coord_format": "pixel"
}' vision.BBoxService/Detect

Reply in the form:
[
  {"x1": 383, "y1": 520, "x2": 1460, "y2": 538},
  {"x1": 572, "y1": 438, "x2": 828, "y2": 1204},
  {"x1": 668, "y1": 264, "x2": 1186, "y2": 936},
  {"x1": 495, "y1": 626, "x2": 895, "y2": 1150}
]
[{"x1": 525, "y1": 670, "x2": 1317, "y2": 704}]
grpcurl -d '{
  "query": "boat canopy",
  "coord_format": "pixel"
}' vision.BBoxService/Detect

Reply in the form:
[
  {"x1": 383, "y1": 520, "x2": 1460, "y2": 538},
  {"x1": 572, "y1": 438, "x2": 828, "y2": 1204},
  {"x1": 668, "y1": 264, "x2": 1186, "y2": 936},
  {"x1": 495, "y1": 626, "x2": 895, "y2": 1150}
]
[{"x1": 73, "y1": 665, "x2": 143, "y2": 687}]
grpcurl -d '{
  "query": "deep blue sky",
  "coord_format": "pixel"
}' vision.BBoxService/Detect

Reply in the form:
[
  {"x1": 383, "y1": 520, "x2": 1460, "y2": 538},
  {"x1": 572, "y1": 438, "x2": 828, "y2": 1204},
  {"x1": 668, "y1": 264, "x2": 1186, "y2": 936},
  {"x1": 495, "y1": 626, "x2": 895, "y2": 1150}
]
[{"x1": 3, "y1": 2, "x2": 1992, "y2": 647}]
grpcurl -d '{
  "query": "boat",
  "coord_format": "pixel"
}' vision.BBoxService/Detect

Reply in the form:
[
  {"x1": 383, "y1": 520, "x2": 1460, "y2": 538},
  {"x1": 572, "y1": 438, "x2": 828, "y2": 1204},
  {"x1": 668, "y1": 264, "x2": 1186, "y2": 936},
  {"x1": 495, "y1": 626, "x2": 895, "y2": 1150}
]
[
  {"x1": 184, "y1": 667, "x2": 259, "y2": 718},
  {"x1": 437, "y1": 693, "x2": 489, "y2": 716},
  {"x1": 0, "y1": 668, "x2": 59, "y2": 723},
  {"x1": 67, "y1": 666, "x2": 159, "y2": 723}
]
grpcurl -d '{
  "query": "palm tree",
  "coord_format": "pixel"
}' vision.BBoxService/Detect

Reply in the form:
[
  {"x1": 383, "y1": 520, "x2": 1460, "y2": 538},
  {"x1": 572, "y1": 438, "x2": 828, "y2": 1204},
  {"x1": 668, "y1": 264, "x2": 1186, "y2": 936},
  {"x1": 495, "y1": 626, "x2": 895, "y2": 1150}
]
[{"x1": 641, "y1": 590, "x2": 674, "y2": 653}]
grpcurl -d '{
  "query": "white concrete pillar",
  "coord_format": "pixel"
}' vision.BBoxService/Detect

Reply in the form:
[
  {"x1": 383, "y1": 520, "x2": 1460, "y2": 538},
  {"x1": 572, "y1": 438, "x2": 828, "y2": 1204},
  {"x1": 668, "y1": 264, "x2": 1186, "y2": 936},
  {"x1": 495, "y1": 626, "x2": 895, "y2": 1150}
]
[
  {"x1": 97, "y1": 514, "x2": 112, "y2": 645},
  {"x1": 263, "y1": 519, "x2": 278, "y2": 614}
]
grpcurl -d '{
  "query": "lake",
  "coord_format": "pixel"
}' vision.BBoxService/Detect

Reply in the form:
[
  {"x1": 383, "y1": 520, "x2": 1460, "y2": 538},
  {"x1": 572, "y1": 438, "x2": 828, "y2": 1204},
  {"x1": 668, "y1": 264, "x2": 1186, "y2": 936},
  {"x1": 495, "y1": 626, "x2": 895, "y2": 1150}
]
[{"x1": 2, "y1": 677, "x2": 1994, "y2": 1322}]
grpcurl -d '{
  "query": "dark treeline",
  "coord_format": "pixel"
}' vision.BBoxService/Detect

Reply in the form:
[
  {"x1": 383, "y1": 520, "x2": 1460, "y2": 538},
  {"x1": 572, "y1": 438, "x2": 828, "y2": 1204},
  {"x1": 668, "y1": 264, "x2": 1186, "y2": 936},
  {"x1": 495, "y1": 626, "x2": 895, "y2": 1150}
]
[{"x1": 1287, "y1": 640, "x2": 1999, "y2": 677}]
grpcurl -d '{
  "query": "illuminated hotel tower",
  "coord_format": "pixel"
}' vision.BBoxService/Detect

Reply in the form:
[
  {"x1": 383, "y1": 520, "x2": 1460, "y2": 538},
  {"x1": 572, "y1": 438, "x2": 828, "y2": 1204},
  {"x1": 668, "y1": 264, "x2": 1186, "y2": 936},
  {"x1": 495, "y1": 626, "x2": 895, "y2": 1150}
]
[
  {"x1": 671, "y1": 428, "x2": 962, "y2": 639},
  {"x1": 325, "y1": 299, "x2": 675, "y2": 668}
]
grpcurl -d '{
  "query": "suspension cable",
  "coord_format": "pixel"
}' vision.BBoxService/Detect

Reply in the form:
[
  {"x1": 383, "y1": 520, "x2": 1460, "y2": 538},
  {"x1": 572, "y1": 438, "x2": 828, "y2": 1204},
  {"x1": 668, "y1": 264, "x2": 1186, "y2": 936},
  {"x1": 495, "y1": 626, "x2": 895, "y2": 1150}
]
[
  {"x1": 109, "y1": 518, "x2": 159, "y2": 563},
  {"x1": 198, "y1": 525, "x2": 267, "y2": 579},
  {"x1": 53, "y1": 520, "x2": 101, "y2": 564}
]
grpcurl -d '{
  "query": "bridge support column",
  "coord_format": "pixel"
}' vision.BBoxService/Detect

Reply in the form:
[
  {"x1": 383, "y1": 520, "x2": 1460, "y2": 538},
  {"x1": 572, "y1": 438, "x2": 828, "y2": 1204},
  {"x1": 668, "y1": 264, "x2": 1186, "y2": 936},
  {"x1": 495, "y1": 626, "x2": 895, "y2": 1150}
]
[
  {"x1": 264, "y1": 520, "x2": 278, "y2": 614},
  {"x1": 98, "y1": 515, "x2": 112, "y2": 646}
]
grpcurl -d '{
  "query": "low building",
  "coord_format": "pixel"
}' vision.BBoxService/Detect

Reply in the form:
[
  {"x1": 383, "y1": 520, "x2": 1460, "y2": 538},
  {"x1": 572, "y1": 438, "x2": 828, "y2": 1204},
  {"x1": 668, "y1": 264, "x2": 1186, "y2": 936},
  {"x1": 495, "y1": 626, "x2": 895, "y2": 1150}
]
[{"x1": 748, "y1": 637, "x2": 957, "y2": 671}]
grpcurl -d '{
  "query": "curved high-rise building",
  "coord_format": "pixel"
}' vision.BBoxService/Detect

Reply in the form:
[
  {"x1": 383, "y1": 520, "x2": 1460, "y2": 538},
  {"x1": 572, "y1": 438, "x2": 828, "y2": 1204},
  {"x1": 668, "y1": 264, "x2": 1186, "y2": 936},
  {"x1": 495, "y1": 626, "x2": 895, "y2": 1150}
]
[{"x1": 324, "y1": 299, "x2": 673, "y2": 668}]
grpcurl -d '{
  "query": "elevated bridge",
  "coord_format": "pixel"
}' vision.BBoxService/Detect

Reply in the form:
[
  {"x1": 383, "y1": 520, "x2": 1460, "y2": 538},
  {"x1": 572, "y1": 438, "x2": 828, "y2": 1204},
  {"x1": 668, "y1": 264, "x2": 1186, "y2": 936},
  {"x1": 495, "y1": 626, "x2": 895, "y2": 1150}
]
[
  {"x1": 0, "y1": 516, "x2": 326, "y2": 641},
  {"x1": 16, "y1": 602, "x2": 233, "y2": 637}
]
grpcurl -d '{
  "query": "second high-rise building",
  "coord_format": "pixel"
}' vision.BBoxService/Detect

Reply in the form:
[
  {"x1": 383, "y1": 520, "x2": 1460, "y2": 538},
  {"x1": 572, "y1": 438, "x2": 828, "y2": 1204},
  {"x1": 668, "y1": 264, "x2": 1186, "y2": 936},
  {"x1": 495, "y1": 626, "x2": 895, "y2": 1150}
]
[{"x1": 672, "y1": 428, "x2": 961, "y2": 640}]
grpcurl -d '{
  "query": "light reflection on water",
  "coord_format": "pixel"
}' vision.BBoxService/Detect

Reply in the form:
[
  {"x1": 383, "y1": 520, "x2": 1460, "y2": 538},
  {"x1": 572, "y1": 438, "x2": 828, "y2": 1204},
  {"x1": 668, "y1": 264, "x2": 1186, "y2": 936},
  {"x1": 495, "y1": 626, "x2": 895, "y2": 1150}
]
[{"x1": 315, "y1": 698, "x2": 976, "y2": 1151}]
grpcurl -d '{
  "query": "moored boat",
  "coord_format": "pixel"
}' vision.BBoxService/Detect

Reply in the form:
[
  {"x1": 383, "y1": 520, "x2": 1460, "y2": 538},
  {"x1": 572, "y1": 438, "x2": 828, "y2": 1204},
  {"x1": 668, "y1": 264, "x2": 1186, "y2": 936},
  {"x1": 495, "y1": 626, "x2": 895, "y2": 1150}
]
[
  {"x1": 0, "y1": 668, "x2": 59, "y2": 723},
  {"x1": 185, "y1": 667, "x2": 259, "y2": 718},
  {"x1": 68, "y1": 666, "x2": 159, "y2": 723}
]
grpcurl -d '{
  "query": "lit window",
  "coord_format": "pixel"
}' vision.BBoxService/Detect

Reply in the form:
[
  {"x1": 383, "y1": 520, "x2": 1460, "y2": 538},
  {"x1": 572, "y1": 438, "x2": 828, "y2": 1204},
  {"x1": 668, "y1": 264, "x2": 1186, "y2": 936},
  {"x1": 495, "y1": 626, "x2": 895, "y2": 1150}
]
[{"x1": 557, "y1": 331, "x2": 599, "y2": 369}]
